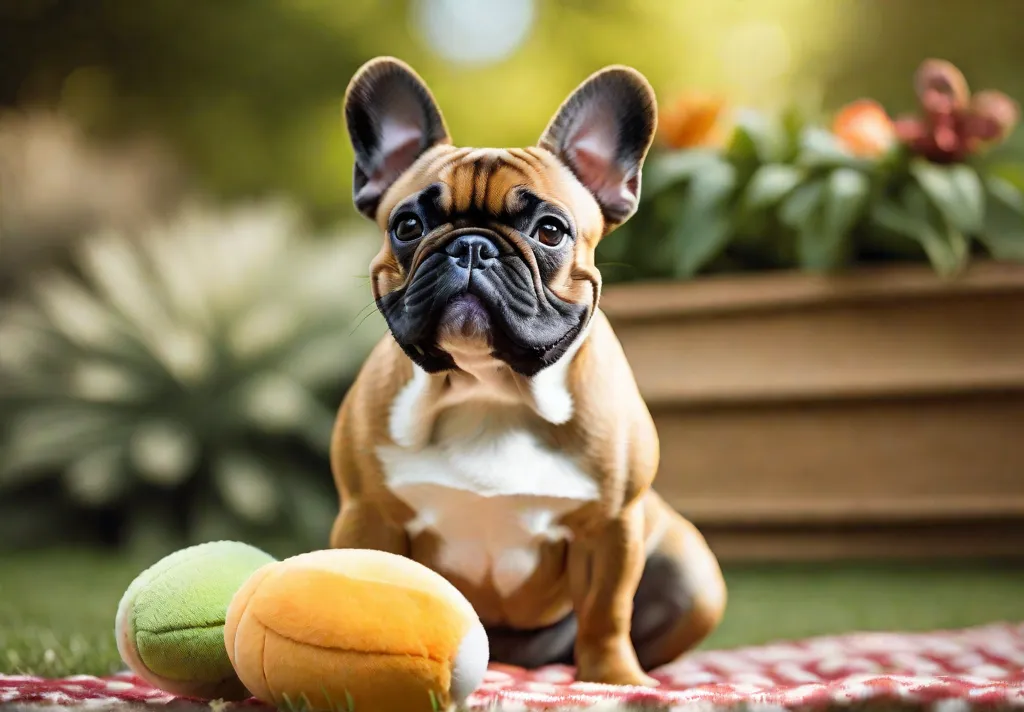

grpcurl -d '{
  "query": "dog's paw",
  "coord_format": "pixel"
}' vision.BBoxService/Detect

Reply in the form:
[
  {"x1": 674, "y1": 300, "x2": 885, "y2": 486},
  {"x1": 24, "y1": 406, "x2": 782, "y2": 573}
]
[
  {"x1": 607, "y1": 670, "x2": 660, "y2": 688},
  {"x1": 576, "y1": 661, "x2": 660, "y2": 688}
]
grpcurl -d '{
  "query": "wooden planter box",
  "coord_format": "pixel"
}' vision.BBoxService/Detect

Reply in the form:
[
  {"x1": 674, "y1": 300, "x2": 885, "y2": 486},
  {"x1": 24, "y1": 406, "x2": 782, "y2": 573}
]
[{"x1": 600, "y1": 261, "x2": 1024, "y2": 562}]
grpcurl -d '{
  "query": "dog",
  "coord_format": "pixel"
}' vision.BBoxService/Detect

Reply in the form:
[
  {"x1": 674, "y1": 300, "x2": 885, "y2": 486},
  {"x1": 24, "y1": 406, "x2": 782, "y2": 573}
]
[{"x1": 330, "y1": 57, "x2": 726, "y2": 687}]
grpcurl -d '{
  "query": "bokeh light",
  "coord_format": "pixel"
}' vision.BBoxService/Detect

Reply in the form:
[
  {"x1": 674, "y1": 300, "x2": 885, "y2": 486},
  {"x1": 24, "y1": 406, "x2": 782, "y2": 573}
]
[{"x1": 412, "y1": 0, "x2": 536, "y2": 66}]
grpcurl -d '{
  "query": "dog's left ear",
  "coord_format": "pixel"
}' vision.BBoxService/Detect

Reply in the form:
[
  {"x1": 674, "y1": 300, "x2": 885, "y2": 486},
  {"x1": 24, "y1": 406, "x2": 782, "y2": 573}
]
[
  {"x1": 344, "y1": 57, "x2": 451, "y2": 220},
  {"x1": 539, "y1": 66, "x2": 657, "y2": 230}
]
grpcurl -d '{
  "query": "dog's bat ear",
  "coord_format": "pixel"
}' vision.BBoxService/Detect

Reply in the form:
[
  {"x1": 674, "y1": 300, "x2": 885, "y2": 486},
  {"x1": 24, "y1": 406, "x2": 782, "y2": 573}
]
[
  {"x1": 539, "y1": 66, "x2": 657, "y2": 230},
  {"x1": 344, "y1": 57, "x2": 451, "y2": 220}
]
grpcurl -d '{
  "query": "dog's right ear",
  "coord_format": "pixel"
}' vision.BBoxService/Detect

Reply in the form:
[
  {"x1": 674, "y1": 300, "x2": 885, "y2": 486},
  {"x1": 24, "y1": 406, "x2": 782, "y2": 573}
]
[{"x1": 344, "y1": 57, "x2": 451, "y2": 220}]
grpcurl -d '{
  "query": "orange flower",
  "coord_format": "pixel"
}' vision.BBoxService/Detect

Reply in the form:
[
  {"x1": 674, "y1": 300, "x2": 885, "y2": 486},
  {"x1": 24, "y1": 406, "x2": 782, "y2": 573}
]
[
  {"x1": 832, "y1": 99, "x2": 896, "y2": 158},
  {"x1": 658, "y1": 93, "x2": 728, "y2": 149}
]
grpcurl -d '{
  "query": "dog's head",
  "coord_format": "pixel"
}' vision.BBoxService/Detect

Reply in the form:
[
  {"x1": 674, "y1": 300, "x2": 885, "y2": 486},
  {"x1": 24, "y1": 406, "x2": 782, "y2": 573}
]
[{"x1": 344, "y1": 57, "x2": 656, "y2": 376}]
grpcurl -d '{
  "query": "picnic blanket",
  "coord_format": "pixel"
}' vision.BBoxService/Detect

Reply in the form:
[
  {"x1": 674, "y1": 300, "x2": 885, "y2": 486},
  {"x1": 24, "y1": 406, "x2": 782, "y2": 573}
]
[{"x1": 2, "y1": 622, "x2": 1023, "y2": 710}]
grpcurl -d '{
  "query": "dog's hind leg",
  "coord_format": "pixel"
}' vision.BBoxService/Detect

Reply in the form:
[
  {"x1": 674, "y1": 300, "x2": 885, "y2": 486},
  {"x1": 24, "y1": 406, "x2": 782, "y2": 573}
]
[
  {"x1": 486, "y1": 494, "x2": 725, "y2": 673},
  {"x1": 486, "y1": 615, "x2": 578, "y2": 669},
  {"x1": 630, "y1": 493, "x2": 727, "y2": 671}
]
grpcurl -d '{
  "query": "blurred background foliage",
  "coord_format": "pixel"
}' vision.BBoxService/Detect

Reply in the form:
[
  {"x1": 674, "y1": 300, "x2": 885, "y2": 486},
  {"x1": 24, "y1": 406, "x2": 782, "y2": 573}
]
[
  {"x1": 0, "y1": 201, "x2": 383, "y2": 555},
  {"x1": 4, "y1": 0, "x2": 1024, "y2": 227},
  {"x1": 1, "y1": 0, "x2": 1024, "y2": 553}
]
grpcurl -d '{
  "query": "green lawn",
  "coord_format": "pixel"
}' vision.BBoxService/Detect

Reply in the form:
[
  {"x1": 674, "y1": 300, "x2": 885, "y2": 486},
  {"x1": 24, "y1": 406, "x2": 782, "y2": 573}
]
[{"x1": 1, "y1": 549, "x2": 1023, "y2": 678}]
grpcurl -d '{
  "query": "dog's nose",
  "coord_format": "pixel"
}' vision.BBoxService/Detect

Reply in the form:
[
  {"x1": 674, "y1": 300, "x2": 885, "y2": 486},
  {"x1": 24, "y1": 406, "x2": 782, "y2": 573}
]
[{"x1": 446, "y1": 234, "x2": 499, "y2": 270}]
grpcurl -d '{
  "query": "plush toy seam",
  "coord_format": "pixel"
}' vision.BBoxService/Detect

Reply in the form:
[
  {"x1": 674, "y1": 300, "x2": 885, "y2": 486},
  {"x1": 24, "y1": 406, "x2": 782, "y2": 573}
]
[
  {"x1": 258, "y1": 623, "x2": 449, "y2": 664},
  {"x1": 128, "y1": 547, "x2": 241, "y2": 634},
  {"x1": 136, "y1": 621, "x2": 225, "y2": 635},
  {"x1": 259, "y1": 624, "x2": 270, "y2": 700}
]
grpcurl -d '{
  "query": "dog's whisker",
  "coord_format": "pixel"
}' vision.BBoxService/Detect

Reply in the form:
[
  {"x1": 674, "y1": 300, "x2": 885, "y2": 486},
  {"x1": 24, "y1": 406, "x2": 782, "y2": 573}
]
[{"x1": 348, "y1": 307, "x2": 381, "y2": 336}]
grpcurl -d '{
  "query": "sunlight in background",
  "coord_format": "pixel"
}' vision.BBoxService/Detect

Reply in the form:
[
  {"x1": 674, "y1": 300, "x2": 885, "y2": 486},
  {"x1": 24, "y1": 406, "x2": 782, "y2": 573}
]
[
  {"x1": 3, "y1": 0, "x2": 1020, "y2": 228},
  {"x1": 412, "y1": 0, "x2": 536, "y2": 66},
  {"x1": 637, "y1": 0, "x2": 847, "y2": 112},
  {"x1": 408, "y1": 0, "x2": 849, "y2": 152},
  {"x1": 719, "y1": 22, "x2": 794, "y2": 103}
]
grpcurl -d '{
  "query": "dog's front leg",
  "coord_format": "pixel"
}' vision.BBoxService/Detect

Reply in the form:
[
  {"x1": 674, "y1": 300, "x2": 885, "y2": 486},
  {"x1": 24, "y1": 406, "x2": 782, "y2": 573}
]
[
  {"x1": 568, "y1": 500, "x2": 657, "y2": 687},
  {"x1": 330, "y1": 498, "x2": 409, "y2": 556}
]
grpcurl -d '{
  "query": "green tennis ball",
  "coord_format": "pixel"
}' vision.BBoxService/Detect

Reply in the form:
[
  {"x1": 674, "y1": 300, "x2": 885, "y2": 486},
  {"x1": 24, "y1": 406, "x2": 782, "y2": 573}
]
[{"x1": 115, "y1": 541, "x2": 276, "y2": 700}]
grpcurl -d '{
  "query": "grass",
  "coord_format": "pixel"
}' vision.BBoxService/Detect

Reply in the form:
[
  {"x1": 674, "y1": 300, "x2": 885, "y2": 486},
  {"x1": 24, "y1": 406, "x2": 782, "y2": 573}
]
[
  {"x1": 1, "y1": 549, "x2": 1023, "y2": 678},
  {"x1": 0, "y1": 550, "x2": 138, "y2": 677}
]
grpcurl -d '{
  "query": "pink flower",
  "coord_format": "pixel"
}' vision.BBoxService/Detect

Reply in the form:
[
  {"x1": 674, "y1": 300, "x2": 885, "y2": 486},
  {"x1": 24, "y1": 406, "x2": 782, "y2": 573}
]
[{"x1": 895, "y1": 59, "x2": 1019, "y2": 163}]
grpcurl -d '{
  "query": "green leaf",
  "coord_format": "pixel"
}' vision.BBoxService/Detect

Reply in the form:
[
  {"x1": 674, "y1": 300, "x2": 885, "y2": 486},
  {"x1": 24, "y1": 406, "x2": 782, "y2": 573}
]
[
  {"x1": 796, "y1": 127, "x2": 866, "y2": 169},
  {"x1": 943, "y1": 163, "x2": 986, "y2": 231},
  {"x1": 780, "y1": 103, "x2": 812, "y2": 147},
  {"x1": 742, "y1": 164, "x2": 805, "y2": 212},
  {"x1": 909, "y1": 160, "x2": 985, "y2": 234},
  {"x1": 641, "y1": 149, "x2": 721, "y2": 198},
  {"x1": 799, "y1": 168, "x2": 871, "y2": 271},
  {"x1": 779, "y1": 177, "x2": 827, "y2": 229},
  {"x1": 669, "y1": 159, "x2": 738, "y2": 277},
  {"x1": 979, "y1": 176, "x2": 1024, "y2": 260},
  {"x1": 729, "y1": 109, "x2": 785, "y2": 163},
  {"x1": 986, "y1": 175, "x2": 1024, "y2": 213},
  {"x1": 823, "y1": 169, "x2": 871, "y2": 235},
  {"x1": 870, "y1": 185, "x2": 968, "y2": 276},
  {"x1": 988, "y1": 162, "x2": 1024, "y2": 194}
]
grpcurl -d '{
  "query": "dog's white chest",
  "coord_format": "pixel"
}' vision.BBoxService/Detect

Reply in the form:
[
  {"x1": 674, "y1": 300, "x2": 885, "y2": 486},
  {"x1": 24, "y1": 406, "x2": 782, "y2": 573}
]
[{"x1": 377, "y1": 413, "x2": 599, "y2": 597}]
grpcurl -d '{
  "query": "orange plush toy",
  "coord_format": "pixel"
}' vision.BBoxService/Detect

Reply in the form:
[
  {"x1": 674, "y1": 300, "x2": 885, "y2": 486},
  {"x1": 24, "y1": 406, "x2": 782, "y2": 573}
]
[{"x1": 224, "y1": 549, "x2": 489, "y2": 712}]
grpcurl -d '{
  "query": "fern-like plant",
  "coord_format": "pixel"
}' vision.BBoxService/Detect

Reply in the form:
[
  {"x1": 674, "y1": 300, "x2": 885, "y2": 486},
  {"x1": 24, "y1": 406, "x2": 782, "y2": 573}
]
[{"x1": 0, "y1": 200, "x2": 384, "y2": 554}]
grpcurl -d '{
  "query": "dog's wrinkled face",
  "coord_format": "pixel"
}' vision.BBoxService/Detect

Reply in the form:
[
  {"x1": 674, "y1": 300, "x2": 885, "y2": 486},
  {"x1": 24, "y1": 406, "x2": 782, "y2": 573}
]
[{"x1": 343, "y1": 58, "x2": 656, "y2": 376}]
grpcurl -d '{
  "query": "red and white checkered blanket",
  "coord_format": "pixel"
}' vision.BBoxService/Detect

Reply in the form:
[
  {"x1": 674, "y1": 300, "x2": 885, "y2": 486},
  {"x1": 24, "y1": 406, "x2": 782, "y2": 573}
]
[{"x1": 3, "y1": 623, "x2": 1023, "y2": 709}]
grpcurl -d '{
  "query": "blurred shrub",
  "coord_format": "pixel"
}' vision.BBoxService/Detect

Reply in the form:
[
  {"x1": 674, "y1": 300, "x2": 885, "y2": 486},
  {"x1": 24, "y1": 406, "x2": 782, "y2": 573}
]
[
  {"x1": 0, "y1": 200, "x2": 384, "y2": 554},
  {"x1": 601, "y1": 59, "x2": 1024, "y2": 283}
]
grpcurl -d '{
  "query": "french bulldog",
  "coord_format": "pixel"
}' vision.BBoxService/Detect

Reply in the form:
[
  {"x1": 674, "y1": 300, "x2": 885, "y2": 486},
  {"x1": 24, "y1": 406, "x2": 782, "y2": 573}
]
[{"x1": 330, "y1": 57, "x2": 726, "y2": 687}]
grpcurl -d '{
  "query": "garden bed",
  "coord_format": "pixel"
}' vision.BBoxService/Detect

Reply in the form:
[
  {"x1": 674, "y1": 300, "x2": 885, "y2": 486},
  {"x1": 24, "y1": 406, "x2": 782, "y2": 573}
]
[{"x1": 602, "y1": 261, "x2": 1024, "y2": 561}]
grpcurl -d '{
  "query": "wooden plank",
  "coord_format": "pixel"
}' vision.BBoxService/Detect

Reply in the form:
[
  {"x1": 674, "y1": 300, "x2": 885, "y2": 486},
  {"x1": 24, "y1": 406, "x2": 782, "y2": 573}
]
[
  {"x1": 667, "y1": 497, "x2": 1024, "y2": 525},
  {"x1": 702, "y1": 521, "x2": 1024, "y2": 562},
  {"x1": 601, "y1": 261, "x2": 1024, "y2": 321},
  {"x1": 608, "y1": 290, "x2": 1024, "y2": 407},
  {"x1": 653, "y1": 392, "x2": 1024, "y2": 526}
]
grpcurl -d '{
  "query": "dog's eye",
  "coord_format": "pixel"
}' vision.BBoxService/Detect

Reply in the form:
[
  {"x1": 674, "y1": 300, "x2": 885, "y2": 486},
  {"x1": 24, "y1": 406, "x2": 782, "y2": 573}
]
[
  {"x1": 533, "y1": 218, "x2": 568, "y2": 247},
  {"x1": 392, "y1": 214, "x2": 425, "y2": 241}
]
